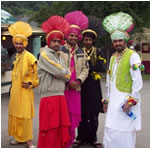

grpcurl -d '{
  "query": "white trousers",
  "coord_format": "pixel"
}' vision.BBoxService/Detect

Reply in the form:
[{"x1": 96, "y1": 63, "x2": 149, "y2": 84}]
[{"x1": 103, "y1": 127, "x2": 136, "y2": 148}]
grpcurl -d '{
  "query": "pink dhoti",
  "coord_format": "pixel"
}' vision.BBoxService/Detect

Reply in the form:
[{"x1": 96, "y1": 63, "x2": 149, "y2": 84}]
[{"x1": 64, "y1": 90, "x2": 81, "y2": 148}]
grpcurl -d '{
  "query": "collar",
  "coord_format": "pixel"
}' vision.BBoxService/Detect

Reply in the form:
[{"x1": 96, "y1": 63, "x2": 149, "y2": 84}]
[{"x1": 64, "y1": 43, "x2": 79, "y2": 52}]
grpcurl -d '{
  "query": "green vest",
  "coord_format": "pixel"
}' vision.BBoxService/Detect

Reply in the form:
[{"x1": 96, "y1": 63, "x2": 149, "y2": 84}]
[{"x1": 109, "y1": 48, "x2": 134, "y2": 93}]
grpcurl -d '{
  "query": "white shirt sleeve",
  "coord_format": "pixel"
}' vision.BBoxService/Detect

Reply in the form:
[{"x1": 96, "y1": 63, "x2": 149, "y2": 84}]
[
  {"x1": 130, "y1": 53, "x2": 143, "y2": 100},
  {"x1": 106, "y1": 72, "x2": 110, "y2": 99}
]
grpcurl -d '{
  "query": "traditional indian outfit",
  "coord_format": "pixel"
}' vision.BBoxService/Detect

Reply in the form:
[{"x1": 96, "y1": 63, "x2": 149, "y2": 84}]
[
  {"x1": 38, "y1": 15, "x2": 71, "y2": 148},
  {"x1": 64, "y1": 47, "x2": 81, "y2": 146},
  {"x1": 103, "y1": 49, "x2": 143, "y2": 148},
  {"x1": 8, "y1": 22, "x2": 38, "y2": 144},
  {"x1": 59, "y1": 43, "x2": 89, "y2": 147},
  {"x1": 61, "y1": 11, "x2": 89, "y2": 147},
  {"x1": 8, "y1": 50, "x2": 38, "y2": 142},
  {"x1": 38, "y1": 47, "x2": 71, "y2": 148},
  {"x1": 76, "y1": 16, "x2": 106, "y2": 146},
  {"x1": 102, "y1": 12, "x2": 143, "y2": 148},
  {"x1": 77, "y1": 47, "x2": 106, "y2": 144}
]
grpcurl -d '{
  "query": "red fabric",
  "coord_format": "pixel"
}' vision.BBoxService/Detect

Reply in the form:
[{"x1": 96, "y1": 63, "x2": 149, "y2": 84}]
[
  {"x1": 38, "y1": 95, "x2": 70, "y2": 148},
  {"x1": 41, "y1": 15, "x2": 70, "y2": 47},
  {"x1": 41, "y1": 16, "x2": 70, "y2": 34},
  {"x1": 38, "y1": 127, "x2": 70, "y2": 148},
  {"x1": 47, "y1": 33, "x2": 63, "y2": 47}
]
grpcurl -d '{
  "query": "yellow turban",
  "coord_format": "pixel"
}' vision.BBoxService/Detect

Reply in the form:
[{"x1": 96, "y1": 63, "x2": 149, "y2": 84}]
[{"x1": 8, "y1": 21, "x2": 32, "y2": 47}]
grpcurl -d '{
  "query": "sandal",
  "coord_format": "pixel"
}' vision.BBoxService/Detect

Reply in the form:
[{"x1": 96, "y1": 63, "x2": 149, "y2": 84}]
[
  {"x1": 28, "y1": 145, "x2": 37, "y2": 148},
  {"x1": 72, "y1": 141, "x2": 82, "y2": 148},
  {"x1": 91, "y1": 142, "x2": 103, "y2": 148},
  {"x1": 9, "y1": 140, "x2": 19, "y2": 145}
]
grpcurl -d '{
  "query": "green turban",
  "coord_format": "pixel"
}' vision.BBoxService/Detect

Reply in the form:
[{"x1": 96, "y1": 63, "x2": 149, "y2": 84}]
[{"x1": 111, "y1": 30, "x2": 129, "y2": 42}]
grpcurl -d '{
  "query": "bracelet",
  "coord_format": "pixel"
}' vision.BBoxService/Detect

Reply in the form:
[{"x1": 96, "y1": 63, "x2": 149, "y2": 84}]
[
  {"x1": 139, "y1": 64, "x2": 145, "y2": 72},
  {"x1": 127, "y1": 96, "x2": 137, "y2": 106},
  {"x1": 28, "y1": 82, "x2": 34, "y2": 88},
  {"x1": 102, "y1": 98, "x2": 109, "y2": 104},
  {"x1": 29, "y1": 84, "x2": 33, "y2": 89},
  {"x1": 132, "y1": 64, "x2": 145, "y2": 72}
]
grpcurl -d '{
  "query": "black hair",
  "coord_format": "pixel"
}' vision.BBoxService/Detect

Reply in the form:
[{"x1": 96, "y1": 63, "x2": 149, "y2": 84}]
[
  {"x1": 134, "y1": 44, "x2": 141, "y2": 51},
  {"x1": 83, "y1": 32, "x2": 96, "y2": 40},
  {"x1": 82, "y1": 32, "x2": 96, "y2": 45}
]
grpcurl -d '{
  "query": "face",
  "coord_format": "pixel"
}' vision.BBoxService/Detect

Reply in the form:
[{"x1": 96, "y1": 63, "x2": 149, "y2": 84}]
[
  {"x1": 83, "y1": 36, "x2": 93, "y2": 49},
  {"x1": 67, "y1": 33, "x2": 78, "y2": 46},
  {"x1": 49, "y1": 38, "x2": 61, "y2": 51},
  {"x1": 14, "y1": 41, "x2": 25, "y2": 53},
  {"x1": 112, "y1": 39, "x2": 126, "y2": 52}
]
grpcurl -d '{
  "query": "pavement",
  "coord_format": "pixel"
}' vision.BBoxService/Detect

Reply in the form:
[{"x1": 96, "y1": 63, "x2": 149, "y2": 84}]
[{"x1": 1, "y1": 80, "x2": 150, "y2": 148}]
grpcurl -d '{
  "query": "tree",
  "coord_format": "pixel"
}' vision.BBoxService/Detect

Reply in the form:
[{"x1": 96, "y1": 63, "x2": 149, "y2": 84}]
[{"x1": 2, "y1": 1, "x2": 150, "y2": 62}]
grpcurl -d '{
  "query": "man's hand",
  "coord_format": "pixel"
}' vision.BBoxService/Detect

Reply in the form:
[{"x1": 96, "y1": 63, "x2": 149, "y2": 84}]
[
  {"x1": 122, "y1": 102, "x2": 132, "y2": 113},
  {"x1": 68, "y1": 80, "x2": 80, "y2": 90},
  {"x1": 22, "y1": 82, "x2": 30, "y2": 89},
  {"x1": 103, "y1": 104, "x2": 108, "y2": 113}
]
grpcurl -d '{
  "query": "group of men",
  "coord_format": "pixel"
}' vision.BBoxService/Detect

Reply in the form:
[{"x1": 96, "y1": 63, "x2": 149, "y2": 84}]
[{"x1": 7, "y1": 11, "x2": 143, "y2": 148}]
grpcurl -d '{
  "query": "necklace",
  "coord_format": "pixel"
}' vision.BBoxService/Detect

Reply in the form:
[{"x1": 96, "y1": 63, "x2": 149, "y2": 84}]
[
  {"x1": 84, "y1": 47, "x2": 95, "y2": 61},
  {"x1": 111, "y1": 49, "x2": 127, "y2": 81},
  {"x1": 14, "y1": 50, "x2": 26, "y2": 80},
  {"x1": 114, "y1": 48, "x2": 127, "y2": 64}
]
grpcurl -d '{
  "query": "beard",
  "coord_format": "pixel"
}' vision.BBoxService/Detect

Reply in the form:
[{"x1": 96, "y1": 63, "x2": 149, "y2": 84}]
[
  {"x1": 115, "y1": 45, "x2": 125, "y2": 52},
  {"x1": 53, "y1": 46, "x2": 60, "y2": 51}
]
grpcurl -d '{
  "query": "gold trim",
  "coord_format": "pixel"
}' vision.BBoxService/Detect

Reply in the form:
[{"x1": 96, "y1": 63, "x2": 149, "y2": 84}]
[
  {"x1": 41, "y1": 51, "x2": 71, "y2": 79},
  {"x1": 82, "y1": 29, "x2": 97, "y2": 37},
  {"x1": 70, "y1": 24, "x2": 80, "y2": 29},
  {"x1": 64, "y1": 74, "x2": 71, "y2": 79},
  {"x1": 41, "y1": 52, "x2": 64, "y2": 69},
  {"x1": 46, "y1": 30, "x2": 64, "y2": 42},
  {"x1": 15, "y1": 34, "x2": 27, "y2": 40}
]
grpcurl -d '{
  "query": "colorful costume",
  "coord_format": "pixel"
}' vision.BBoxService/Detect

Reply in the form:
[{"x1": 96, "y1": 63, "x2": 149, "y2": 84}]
[
  {"x1": 59, "y1": 11, "x2": 89, "y2": 147},
  {"x1": 8, "y1": 22, "x2": 39, "y2": 143},
  {"x1": 76, "y1": 16, "x2": 106, "y2": 146},
  {"x1": 102, "y1": 12, "x2": 143, "y2": 148},
  {"x1": 38, "y1": 16, "x2": 71, "y2": 148}
]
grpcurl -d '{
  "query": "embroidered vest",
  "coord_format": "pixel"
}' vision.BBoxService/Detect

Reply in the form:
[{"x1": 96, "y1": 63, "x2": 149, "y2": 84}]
[{"x1": 109, "y1": 48, "x2": 134, "y2": 93}]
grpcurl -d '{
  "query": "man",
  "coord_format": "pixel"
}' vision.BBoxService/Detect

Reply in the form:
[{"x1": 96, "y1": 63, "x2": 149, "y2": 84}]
[
  {"x1": 59, "y1": 11, "x2": 89, "y2": 147},
  {"x1": 37, "y1": 15, "x2": 71, "y2": 148},
  {"x1": 102, "y1": 12, "x2": 143, "y2": 148},
  {"x1": 73, "y1": 16, "x2": 106, "y2": 148},
  {"x1": 8, "y1": 21, "x2": 39, "y2": 148}
]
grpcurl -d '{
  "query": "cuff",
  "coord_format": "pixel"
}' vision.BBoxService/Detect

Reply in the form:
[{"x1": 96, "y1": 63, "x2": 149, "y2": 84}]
[
  {"x1": 28, "y1": 82, "x2": 34, "y2": 88},
  {"x1": 102, "y1": 98, "x2": 109, "y2": 104},
  {"x1": 126, "y1": 96, "x2": 138, "y2": 106}
]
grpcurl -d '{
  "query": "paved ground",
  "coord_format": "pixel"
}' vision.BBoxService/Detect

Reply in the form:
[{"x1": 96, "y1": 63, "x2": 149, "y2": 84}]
[{"x1": 1, "y1": 80, "x2": 150, "y2": 148}]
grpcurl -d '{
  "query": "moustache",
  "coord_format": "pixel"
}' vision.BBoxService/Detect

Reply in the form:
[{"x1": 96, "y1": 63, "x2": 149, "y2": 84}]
[
  {"x1": 54, "y1": 45, "x2": 59, "y2": 48},
  {"x1": 116, "y1": 45, "x2": 121, "y2": 48}
]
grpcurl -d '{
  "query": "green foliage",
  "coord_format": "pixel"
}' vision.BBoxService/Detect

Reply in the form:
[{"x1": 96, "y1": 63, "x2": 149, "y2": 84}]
[
  {"x1": 1, "y1": 1, "x2": 150, "y2": 60},
  {"x1": 2, "y1": 1, "x2": 150, "y2": 28},
  {"x1": 1, "y1": 1, "x2": 52, "y2": 16},
  {"x1": 30, "y1": 1, "x2": 75, "y2": 25}
]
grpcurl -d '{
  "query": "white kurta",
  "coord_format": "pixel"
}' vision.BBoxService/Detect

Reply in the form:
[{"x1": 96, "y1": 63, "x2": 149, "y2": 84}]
[{"x1": 103, "y1": 52, "x2": 143, "y2": 148}]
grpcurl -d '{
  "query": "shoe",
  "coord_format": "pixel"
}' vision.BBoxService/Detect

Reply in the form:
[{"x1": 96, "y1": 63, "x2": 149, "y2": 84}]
[
  {"x1": 72, "y1": 141, "x2": 82, "y2": 148},
  {"x1": 28, "y1": 145, "x2": 37, "y2": 148},
  {"x1": 9, "y1": 140, "x2": 19, "y2": 145},
  {"x1": 90, "y1": 142, "x2": 103, "y2": 148}
]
